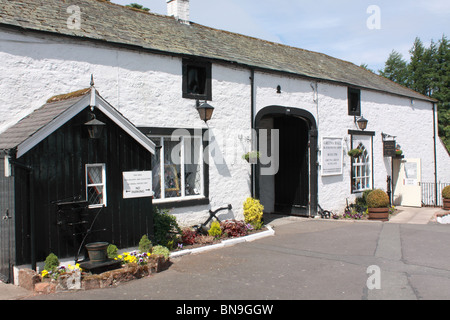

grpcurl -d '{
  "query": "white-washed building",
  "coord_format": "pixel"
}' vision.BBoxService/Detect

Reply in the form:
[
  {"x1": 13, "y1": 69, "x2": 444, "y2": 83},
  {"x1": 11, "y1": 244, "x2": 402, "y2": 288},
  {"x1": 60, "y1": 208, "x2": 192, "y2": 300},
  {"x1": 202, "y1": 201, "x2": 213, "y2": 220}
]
[{"x1": 0, "y1": 0, "x2": 449, "y2": 229}]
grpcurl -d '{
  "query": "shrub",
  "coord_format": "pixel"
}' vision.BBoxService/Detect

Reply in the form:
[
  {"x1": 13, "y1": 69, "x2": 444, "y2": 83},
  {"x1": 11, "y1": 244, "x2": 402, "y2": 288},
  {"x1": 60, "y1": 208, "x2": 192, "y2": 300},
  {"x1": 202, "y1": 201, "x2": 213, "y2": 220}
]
[
  {"x1": 367, "y1": 189, "x2": 390, "y2": 208},
  {"x1": 443, "y1": 186, "x2": 450, "y2": 199},
  {"x1": 152, "y1": 245, "x2": 170, "y2": 259},
  {"x1": 208, "y1": 221, "x2": 222, "y2": 239},
  {"x1": 243, "y1": 197, "x2": 264, "y2": 227},
  {"x1": 107, "y1": 244, "x2": 119, "y2": 259},
  {"x1": 153, "y1": 207, "x2": 181, "y2": 247},
  {"x1": 44, "y1": 253, "x2": 59, "y2": 271},
  {"x1": 181, "y1": 228, "x2": 197, "y2": 245},
  {"x1": 139, "y1": 235, "x2": 152, "y2": 253},
  {"x1": 355, "y1": 189, "x2": 373, "y2": 208},
  {"x1": 220, "y1": 220, "x2": 247, "y2": 238}
]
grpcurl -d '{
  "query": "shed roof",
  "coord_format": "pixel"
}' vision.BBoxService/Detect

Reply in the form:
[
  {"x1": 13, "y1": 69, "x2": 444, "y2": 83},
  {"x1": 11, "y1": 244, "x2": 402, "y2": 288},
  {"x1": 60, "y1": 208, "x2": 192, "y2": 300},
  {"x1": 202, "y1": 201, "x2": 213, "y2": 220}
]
[
  {"x1": 0, "y1": 87, "x2": 156, "y2": 157},
  {"x1": 0, "y1": 0, "x2": 435, "y2": 103}
]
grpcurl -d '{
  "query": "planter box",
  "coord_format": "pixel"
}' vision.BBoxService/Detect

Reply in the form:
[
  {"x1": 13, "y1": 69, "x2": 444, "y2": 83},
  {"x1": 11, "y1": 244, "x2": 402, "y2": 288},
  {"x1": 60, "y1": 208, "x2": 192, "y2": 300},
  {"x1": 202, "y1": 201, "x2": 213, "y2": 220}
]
[
  {"x1": 368, "y1": 207, "x2": 390, "y2": 222},
  {"x1": 443, "y1": 199, "x2": 450, "y2": 211}
]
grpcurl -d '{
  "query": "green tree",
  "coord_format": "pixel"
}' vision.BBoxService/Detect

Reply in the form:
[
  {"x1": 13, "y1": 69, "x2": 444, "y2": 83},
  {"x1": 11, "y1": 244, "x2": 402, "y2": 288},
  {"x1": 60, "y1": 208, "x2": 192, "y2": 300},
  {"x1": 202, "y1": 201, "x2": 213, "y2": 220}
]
[
  {"x1": 379, "y1": 50, "x2": 408, "y2": 86},
  {"x1": 380, "y1": 35, "x2": 450, "y2": 152},
  {"x1": 126, "y1": 3, "x2": 150, "y2": 12}
]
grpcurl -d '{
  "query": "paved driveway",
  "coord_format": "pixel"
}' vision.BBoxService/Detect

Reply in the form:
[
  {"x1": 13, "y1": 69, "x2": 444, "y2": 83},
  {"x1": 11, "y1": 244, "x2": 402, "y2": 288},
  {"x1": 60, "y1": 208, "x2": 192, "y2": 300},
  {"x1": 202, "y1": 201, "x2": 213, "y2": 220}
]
[{"x1": 21, "y1": 212, "x2": 450, "y2": 301}]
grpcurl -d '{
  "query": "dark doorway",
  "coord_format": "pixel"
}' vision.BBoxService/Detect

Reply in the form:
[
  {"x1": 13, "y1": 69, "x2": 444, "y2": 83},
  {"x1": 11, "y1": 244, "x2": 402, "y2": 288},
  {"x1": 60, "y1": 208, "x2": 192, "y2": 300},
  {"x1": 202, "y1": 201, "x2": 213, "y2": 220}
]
[
  {"x1": 255, "y1": 106, "x2": 318, "y2": 218},
  {"x1": 274, "y1": 116, "x2": 309, "y2": 215}
]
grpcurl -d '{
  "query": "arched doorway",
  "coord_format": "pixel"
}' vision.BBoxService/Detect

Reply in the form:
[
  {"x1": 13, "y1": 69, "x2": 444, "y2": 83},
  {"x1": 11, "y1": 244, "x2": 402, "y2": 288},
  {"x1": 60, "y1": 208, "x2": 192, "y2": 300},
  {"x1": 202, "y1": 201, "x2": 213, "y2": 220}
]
[{"x1": 255, "y1": 106, "x2": 318, "y2": 217}]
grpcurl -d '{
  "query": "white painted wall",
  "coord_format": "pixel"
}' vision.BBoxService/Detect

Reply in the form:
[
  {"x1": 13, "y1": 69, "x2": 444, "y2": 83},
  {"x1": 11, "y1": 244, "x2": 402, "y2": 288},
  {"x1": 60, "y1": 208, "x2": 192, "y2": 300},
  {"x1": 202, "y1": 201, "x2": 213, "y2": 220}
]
[{"x1": 0, "y1": 28, "x2": 448, "y2": 223}]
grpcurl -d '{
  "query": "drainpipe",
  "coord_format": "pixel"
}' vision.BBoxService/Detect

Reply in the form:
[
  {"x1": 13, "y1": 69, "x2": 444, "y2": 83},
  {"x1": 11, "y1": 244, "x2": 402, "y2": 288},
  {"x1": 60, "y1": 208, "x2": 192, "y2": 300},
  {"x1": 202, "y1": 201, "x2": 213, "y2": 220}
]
[
  {"x1": 9, "y1": 157, "x2": 36, "y2": 271},
  {"x1": 432, "y1": 103, "x2": 438, "y2": 206},
  {"x1": 250, "y1": 68, "x2": 255, "y2": 198}
]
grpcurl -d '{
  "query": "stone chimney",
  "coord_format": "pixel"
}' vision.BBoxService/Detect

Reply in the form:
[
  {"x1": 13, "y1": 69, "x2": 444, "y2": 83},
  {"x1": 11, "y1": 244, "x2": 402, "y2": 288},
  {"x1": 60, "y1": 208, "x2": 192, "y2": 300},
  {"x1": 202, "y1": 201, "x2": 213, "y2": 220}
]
[{"x1": 167, "y1": 0, "x2": 190, "y2": 24}]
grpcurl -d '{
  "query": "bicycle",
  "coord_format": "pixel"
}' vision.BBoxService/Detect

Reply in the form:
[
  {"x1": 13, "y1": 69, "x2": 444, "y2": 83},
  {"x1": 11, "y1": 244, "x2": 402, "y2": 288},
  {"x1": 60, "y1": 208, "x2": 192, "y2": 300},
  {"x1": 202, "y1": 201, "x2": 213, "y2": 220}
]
[{"x1": 318, "y1": 204, "x2": 332, "y2": 219}]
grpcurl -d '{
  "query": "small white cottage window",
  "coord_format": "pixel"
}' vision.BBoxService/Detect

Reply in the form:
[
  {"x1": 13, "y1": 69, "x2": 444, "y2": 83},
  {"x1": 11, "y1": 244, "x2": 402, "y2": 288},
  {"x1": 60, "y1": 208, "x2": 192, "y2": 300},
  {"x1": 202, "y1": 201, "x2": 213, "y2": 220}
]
[
  {"x1": 86, "y1": 164, "x2": 107, "y2": 208},
  {"x1": 150, "y1": 135, "x2": 204, "y2": 203},
  {"x1": 351, "y1": 143, "x2": 371, "y2": 193}
]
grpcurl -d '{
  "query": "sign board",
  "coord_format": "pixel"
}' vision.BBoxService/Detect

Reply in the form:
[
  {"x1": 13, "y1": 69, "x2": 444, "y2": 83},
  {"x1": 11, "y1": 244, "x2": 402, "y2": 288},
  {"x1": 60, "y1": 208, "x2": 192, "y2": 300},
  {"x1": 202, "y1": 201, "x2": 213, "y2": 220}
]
[
  {"x1": 383, "y1": 140, "x2": 396, "y2": 157},
  {"x1": 321, "y1": 137, "x2": 343, "y2": 176},
  {"x1": 404, "y1": 162, "x2": 418, "y2": 186},
  {"x1": 123, "y1": 171, "x2": 152, "y2": 199}
]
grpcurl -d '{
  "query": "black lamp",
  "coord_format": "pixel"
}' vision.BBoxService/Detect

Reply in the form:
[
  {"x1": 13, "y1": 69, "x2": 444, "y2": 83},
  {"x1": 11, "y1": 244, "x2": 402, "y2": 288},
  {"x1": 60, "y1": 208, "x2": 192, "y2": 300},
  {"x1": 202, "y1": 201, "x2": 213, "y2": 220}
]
[
  {"x1": 85, "y1": 113, "x2": 106, "y2": 139},
  {"x1": 196, "y1": 101, "x2": 214, "y2": 123},
  {"x1": 356, "y1": 116, "x2": 368, "y2": 131}
]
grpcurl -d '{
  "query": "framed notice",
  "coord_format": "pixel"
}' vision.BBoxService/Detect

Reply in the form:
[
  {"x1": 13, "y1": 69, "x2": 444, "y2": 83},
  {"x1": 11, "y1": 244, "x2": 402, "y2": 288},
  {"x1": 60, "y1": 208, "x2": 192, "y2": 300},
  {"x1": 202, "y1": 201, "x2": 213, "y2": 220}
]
[
  {"x1": 123, "y1": 171, "x2": 153, "y2": 199},
  {"x1": 321, "y1": 137, "x2": 343, "y2": 176}
]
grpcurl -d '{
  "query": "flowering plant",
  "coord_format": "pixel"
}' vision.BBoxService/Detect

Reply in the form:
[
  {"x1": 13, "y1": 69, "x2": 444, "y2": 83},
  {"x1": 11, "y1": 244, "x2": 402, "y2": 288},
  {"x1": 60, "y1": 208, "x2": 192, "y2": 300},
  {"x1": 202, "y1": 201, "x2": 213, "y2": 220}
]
[
  {"x1": 41, "y1": 263, "x2": 82, "y2": 280},
  {"x1": 116, "y1": 251, "x2": 152, "y2": 266},
  {"x1": 243, "y1": 197, "x2": 264, "y2": 229}
]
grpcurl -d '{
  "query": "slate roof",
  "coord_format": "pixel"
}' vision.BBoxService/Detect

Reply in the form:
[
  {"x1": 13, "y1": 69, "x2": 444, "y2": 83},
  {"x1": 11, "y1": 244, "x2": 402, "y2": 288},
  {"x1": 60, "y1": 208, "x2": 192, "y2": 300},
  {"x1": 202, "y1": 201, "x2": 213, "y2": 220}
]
[
  {"x1": 0, "y1": 91, "x2": 89, "y2": 151},
  {"x1": 0, "y1": 0, "x2": 434, "y2": 102},
  {"x1": 0, "y1": 87, "x2": 156, "y2": 156}
]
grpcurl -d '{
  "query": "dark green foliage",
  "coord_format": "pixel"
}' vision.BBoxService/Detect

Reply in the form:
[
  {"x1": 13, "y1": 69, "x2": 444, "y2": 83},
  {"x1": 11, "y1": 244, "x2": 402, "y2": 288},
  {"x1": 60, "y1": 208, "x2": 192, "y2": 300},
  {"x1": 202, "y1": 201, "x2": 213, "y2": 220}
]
[
  {"x1": 153, "y1": 207, "x2": 181, "y2": 247},
  {"x1": 126, "y1": 3, "x2": 150, "y2": 12},
  {"x1": 44, "y1": 253, "x2": 59, "y2": 271},
  {"x1": 138, "y1": 235, "x2": 152, "y2": 253},
  {"x1": 379, "y1": 35, "x2": 450, "y2": 153},
  {"x1": 107, "y1": 244, "x2": 118, "y2": 259}
]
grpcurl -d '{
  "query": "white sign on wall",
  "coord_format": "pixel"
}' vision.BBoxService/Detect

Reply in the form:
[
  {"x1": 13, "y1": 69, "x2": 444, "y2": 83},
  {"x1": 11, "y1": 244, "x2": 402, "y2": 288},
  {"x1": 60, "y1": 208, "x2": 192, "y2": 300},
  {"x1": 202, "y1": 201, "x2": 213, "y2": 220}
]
[
  {"x1": 321, "y1": 137, "x2": 344, "y2": 176},
  {"x1": 123, "y1": 171, "x2": 153, "y2": 199}
]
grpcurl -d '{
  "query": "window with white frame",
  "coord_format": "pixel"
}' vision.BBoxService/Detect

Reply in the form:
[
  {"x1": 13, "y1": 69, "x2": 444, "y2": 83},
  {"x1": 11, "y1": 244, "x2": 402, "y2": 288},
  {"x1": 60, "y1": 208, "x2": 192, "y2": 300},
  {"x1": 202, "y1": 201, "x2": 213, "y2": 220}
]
[
  {"x1": 86, "y1": 164, "x2": 107, "y2": 208},
  {"x1": 150, "y1": 134, "x2": 205, "y2": 203},
  {"x1": 351, "y1": 143, "x2": 371, "y2": 192}
]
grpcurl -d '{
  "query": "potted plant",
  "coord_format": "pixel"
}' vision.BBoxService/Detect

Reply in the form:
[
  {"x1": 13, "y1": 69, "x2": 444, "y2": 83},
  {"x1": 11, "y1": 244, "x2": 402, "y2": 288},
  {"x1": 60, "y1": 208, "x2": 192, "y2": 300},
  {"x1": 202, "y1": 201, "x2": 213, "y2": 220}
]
[
  {"x1": 242, "y1": 151, "x2": 260, "y2": 163},
  {"x1": 443, "y1": 186, "x2": 450, "y2": 211},
  {"x1": 348, "y1": 148, "x2": 363, "y2": 158},
  {"x1": 367, "y1": 189, "x2": 390, "y2": 221}
]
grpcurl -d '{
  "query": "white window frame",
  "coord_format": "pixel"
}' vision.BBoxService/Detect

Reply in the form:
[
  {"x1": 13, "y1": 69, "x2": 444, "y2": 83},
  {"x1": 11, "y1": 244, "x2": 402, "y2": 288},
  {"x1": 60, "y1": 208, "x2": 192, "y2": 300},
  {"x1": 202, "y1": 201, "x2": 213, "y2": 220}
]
[
  {"x1": 150, "y1": 134, "x2": 205, "y2": 204},
  {"x1": 86, "y1": 163, "x2": 107, "y2": 208},
  {"x1": 351, "y1": 143, "x2": 372, "y2": 193}
]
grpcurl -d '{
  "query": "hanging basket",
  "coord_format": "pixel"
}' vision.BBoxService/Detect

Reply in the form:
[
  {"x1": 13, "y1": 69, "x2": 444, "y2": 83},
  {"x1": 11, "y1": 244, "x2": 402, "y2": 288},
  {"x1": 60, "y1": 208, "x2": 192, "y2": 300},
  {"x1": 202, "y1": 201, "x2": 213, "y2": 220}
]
[{"x1": 348, "y1": 149, "x2": 363, "y2": 158}]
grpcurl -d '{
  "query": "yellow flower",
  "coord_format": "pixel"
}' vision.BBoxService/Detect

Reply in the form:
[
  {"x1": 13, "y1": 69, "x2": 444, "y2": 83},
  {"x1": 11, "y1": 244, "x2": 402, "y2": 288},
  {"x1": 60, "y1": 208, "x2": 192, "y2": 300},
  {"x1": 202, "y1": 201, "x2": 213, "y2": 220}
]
[{"x1": 41, "y1": 270, "x2": 49, "y2": 278}]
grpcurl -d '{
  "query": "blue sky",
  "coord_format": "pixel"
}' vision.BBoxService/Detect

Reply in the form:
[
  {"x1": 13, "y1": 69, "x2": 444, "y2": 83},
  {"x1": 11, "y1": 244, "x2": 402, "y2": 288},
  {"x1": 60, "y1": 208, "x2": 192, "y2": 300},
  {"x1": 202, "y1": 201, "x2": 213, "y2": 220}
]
[{"x1": 110, "y1": 0, "x2": 449, "y2": 72}]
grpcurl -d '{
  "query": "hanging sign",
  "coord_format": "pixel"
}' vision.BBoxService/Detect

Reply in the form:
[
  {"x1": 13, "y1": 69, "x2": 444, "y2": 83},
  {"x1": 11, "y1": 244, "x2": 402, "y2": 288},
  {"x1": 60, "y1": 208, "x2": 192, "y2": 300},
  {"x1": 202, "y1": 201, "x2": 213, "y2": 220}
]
[
  {"x1": 123, "y1": 171, "x2": 152, "y2": 199},
  {"x1": 321, "y1": 137, "x2": 343, "y2": 176},
  {"x1": 383, "y1": 140, "x2": 396, "y2": 157}
]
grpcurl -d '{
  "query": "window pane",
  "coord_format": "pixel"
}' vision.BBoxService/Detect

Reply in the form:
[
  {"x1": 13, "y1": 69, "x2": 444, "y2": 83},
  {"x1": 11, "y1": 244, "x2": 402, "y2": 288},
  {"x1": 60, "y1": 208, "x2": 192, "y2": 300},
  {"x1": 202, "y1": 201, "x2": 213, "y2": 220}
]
[
  {"x1": 187, "y1": 66, "x2": 206, "y2": 95},
  {"x1": 87, "y1": 166, "x2": 102, "y2": 184},
  {"x1": 150, "y1": 138, "x2": 162, "y2": 199},
  {"x1": 164, "y1": 138, "x2": 181, "y2": 199},
  {"x1": 184, "y1": 137, "x2": 202, "y2": 196},
  {"x1": 88, "y1": 186, "x2": 104, "y2": 205}
]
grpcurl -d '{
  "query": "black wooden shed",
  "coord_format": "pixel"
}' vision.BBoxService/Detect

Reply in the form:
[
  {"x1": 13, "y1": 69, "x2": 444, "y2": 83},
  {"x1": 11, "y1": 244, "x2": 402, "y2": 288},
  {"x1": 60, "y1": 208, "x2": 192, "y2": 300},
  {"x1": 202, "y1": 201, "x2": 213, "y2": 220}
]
[{"x1": 0, "y1": 84, "x2": 155, "y2": 283}]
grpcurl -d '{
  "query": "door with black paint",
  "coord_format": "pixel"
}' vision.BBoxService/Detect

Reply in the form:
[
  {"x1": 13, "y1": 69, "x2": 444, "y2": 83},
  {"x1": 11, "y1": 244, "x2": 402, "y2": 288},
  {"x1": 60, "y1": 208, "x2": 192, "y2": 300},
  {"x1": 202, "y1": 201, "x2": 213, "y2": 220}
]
[{"x1": 274, "y1": 116, "x2": 309, "y2": 216}]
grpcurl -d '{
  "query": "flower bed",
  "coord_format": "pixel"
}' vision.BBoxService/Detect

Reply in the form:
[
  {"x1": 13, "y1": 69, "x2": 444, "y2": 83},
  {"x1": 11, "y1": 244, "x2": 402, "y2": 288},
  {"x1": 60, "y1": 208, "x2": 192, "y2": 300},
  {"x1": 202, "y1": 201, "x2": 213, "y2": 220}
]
[{"x1": 24, "y1": 254, "x2": 169, "y2": 294}]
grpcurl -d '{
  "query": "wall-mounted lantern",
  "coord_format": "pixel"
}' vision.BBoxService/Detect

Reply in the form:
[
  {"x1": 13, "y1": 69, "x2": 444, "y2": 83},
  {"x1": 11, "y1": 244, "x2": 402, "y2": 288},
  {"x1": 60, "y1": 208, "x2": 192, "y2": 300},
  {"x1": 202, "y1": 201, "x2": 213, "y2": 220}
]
[
  {"x1": 355, "y1": 116, "x2": 368, "y2": 131},
  {"x1": 196, "y1": 100, "x2": 214, "y2": 123},
  {"x1": 85, "y1": 113, "x2": 106, "y2": 139}
]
